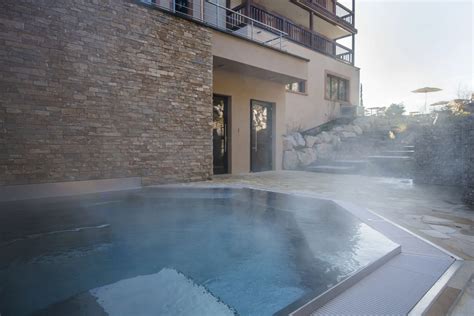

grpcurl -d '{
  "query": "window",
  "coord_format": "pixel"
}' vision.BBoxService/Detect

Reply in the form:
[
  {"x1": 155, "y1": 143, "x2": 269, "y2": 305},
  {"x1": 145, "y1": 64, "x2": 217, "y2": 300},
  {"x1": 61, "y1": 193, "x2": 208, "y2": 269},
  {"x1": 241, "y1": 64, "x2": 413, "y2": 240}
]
[
  {"x1": 144, "y1": 0, "x2": 192, "y2": 15},
  {"x1": 175, "y1": 0, "x2": 191, "y2": 14},
  {"x1": 286, "y1": 80, "x2": 306, "y2": 94},
  {"x1": 326, "y1": 74, "x2": 349, "y2": 102}
]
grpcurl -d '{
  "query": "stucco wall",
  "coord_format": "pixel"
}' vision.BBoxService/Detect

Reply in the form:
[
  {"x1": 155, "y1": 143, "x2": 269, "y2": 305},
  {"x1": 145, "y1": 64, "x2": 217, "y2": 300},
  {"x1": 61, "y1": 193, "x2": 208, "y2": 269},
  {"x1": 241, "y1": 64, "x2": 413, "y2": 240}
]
[
  {"x1": 0, "y1": 0, "x2": 213, "y2": 186},
  {"x1": 284, "y1": 42, "x2": 360, "y2": 132},
  {"x1": 213, "y1": 69, "x2": 286, "y2": 173}
]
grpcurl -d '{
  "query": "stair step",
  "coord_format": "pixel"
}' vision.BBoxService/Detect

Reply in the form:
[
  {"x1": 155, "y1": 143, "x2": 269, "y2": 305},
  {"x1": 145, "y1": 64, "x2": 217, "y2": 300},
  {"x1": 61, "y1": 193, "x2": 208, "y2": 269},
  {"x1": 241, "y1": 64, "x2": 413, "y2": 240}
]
[
  {"x1": 334, "y1": 159, "x2": 369, "y2": 165},
  {"x1": 306, "y1": 165, "x2": 356, "y2": 174},
  {"x1": 333, "y1": 160, "x2": 369, "y2": 169},
  {"x1": 381, "y1": 150, "x2": 415, "y2": 156},
  {"x1": 369, "y1": 155, "x2": 414, "y2": 160}
]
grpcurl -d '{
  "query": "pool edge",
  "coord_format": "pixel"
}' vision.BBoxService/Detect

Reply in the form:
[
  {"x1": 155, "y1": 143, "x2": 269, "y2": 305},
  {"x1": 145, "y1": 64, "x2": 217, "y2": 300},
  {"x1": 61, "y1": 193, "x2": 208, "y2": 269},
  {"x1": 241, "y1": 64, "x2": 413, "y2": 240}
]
[{"x1": 276, "y1": 244, "x2": 402, "y2": 316}]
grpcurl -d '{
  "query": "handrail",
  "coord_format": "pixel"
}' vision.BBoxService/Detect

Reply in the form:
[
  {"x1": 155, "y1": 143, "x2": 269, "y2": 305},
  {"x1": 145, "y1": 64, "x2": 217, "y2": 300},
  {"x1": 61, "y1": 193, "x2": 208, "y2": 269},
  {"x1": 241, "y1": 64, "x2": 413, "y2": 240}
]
[
  {"x1": 229, "y1": 3, "x2": 246, "y2": 14},
  {"x1": 296, "y1": 0, "x2": 355, "y2": 27},
  {"x1": 207, "y1": 0, "x2": 288, "y2": 36},
  {"x1": 145, "y1": 0, "x2": 288, "y2": 51},
  {"x1": 335, "y1": 2, "x2": 352, "y2": 13},
  {"x1": 247, "y1": 4, "x2": 353, "y2": 64}
]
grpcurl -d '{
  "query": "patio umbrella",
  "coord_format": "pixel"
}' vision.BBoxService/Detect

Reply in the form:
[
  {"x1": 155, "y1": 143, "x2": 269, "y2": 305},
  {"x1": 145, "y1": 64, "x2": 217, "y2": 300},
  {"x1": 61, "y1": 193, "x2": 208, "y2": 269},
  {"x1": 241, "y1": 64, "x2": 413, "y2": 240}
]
[
  {"x1": 429, "y1": 100, "x2": 449, "y2": 113},
  {"x1": 412, "y1": 87, "x2": 442, "y2": 113}
]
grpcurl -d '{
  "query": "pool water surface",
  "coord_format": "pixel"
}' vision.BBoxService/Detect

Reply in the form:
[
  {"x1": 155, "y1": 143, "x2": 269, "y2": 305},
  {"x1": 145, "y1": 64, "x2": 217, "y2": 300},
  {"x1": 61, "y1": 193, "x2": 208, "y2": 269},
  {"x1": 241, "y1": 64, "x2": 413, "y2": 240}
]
[{"x1": 0, "y1": 188, "x2": 398, "y2": 315}]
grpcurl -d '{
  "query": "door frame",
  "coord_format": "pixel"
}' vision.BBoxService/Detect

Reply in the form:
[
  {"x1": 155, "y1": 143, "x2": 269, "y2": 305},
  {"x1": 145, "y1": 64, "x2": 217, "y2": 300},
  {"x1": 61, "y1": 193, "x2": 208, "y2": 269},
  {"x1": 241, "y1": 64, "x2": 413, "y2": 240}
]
[
  {"x1": 213, "y1": 94, "x2": 231, "y2": 174},
  {"x1": 249, "y1": 99, "x2": 275, "y2": 173}
]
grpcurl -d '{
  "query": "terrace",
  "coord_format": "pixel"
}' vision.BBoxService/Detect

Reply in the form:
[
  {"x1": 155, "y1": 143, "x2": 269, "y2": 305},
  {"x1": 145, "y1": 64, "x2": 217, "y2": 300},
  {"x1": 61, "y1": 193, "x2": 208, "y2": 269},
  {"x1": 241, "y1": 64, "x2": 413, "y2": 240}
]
[
  {"x1": 228, "y1": 2, "x2": 355, "y2": 64},
  {"x1": 145, "y1": 0, "x2": 356, "y2": 65}
]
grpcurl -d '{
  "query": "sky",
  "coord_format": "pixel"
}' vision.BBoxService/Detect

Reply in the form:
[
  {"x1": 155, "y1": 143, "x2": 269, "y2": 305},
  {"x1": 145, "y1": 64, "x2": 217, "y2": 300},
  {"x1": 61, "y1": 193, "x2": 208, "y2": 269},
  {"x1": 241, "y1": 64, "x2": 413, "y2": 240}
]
[{"x1": 349, "y1": 0, "x2": 473, "y2": 113}]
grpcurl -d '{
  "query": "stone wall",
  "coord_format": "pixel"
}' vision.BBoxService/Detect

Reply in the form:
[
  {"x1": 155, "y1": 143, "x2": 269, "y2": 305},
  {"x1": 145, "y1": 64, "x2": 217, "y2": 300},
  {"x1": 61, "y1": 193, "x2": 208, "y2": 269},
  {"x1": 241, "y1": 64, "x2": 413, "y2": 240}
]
[
  {"x1": 414, "y1": 118, "x2": 465, "y2": 186},
  {"x1": 462, "y1": 116, "x2": 474, "y2": 205},
  {"x1": 0, "y1": 0, "x2": 213, "y2": 186},
  {"x1": 414, "y1": 115, "x2": 474, "y2": 205}
]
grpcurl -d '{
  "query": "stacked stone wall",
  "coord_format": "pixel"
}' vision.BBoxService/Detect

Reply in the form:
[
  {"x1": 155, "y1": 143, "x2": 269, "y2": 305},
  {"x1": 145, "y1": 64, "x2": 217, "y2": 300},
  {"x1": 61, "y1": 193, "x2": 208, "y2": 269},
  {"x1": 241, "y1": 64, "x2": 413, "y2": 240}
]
[{"x1": 0, "y1": 0, "x2": 213, "y2": 186}]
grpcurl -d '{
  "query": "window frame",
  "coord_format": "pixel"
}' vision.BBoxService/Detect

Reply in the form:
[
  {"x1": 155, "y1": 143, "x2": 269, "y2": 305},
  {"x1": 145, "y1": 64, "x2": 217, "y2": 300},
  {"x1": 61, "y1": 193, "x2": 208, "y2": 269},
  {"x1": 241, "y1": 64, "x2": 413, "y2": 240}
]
[
  {"x1": 286, "y1": 80, "x2": 307, "y2": 95},
  {"x1": 325, "y1": 72, "x2": 350, "y2": 103}
]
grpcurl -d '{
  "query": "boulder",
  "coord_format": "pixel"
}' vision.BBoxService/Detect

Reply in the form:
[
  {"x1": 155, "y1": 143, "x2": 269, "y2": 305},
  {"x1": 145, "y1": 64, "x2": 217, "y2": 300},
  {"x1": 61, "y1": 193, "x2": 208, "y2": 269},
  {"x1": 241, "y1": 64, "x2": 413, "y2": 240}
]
[
  {"x1": 320, "y1": 131, "x2": 332, "y2": 143},
  {"x1": 343, "y1": 125, "x2": 355, "y2": 133},
  {"x1": 304, "y1": 135, "x2": 319, "y2": 148},
  {"x1": 331, "y1": 135, "x2": 341, "y2": 147},
  {"x1": 283, "y1": 150, "x2": 299, "y2": 170},
  {"x1": 315, "y1": 143, "x2": 334, "y2": 159},
  {"x1": 353, "y1": 125, "x2": 363, "y2": 135},
  {"x1": 313, "y1": 135, "x2": 323, "y2": 145},
  {"x1": 340, "y1": 131, "x2": 357, "y2": 139},
  {"x1": 282, "y1": 136, "x2": 296, "y2": 151},
  {"x1": 296, "y1": 148, "x2": 317, "y2": 166},
  {"x1": 292, "y1": 133, "x2": 306, "y2": 148},
  {"x1": 353, "y1": 117, "x2": 374, "y2": 132}
]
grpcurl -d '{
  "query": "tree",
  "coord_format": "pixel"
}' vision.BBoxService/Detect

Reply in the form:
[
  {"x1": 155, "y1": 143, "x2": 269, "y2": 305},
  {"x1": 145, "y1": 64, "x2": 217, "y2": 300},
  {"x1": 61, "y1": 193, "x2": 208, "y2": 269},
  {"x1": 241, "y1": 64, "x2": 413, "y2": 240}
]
[{"x1": 385, "y1": 103, "x2": 405, "y2": 117}]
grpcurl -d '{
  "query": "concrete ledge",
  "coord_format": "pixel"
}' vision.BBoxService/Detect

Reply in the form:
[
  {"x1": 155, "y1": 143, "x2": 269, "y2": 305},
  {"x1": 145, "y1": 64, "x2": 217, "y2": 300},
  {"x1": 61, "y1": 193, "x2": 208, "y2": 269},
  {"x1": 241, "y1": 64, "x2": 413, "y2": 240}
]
[{"x1": 0, "y1": 177, "x2": 142, "y2": 202}]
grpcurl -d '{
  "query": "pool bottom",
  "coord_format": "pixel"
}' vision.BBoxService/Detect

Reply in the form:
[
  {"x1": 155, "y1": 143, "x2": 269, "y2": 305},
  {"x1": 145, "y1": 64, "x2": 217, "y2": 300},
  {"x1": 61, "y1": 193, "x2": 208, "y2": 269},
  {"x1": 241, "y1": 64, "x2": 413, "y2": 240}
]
[{"x1": 0, "y1": 188, "x2": 399, "y2": 316}]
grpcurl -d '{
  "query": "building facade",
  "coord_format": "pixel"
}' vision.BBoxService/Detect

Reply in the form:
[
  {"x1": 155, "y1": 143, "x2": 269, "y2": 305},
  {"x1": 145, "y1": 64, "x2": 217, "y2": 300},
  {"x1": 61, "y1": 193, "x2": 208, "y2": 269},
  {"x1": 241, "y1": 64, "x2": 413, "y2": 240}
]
[{"x1": 0, "y1": 0, "x2": 359, "y2": 190}]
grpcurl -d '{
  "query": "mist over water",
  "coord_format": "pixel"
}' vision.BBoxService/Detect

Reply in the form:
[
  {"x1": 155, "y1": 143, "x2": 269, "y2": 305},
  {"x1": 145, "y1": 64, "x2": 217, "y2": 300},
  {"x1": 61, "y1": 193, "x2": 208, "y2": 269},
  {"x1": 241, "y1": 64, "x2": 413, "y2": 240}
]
[{"x1": 0, "y1": 188, "x2": 397, "y2": 316}]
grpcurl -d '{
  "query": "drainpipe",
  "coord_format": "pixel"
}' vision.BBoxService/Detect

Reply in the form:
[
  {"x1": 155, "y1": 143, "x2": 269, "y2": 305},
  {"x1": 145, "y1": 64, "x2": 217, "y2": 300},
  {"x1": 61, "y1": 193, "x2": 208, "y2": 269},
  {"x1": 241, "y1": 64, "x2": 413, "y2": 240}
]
[
  {"x1": 201, "y1": 0, "x2": 204, "y2": 19},
  {"x1": 352, "y1": 33, "x2": 355, "y2": 65},
  {"x1": 352, "y1": 0, "x2": 356, "y2": 26}
]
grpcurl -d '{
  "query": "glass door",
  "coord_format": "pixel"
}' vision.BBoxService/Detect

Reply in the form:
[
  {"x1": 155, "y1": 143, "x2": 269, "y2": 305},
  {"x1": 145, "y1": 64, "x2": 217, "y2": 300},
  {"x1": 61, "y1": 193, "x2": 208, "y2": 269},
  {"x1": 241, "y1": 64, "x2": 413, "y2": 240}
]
[
  {"x1": 250, "y1": 100, "x2": 273, "y2": 172},
  {"x1": 213, "y1": 95, "x2": 229, "y2": 175}
]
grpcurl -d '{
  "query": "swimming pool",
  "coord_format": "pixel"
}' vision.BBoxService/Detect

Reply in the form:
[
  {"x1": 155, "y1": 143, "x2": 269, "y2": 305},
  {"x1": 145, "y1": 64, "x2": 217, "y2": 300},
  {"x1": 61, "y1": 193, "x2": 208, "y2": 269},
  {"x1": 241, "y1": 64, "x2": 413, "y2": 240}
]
[{"x1": 0, "y1": 188, "x2": 398, "y2": 315}]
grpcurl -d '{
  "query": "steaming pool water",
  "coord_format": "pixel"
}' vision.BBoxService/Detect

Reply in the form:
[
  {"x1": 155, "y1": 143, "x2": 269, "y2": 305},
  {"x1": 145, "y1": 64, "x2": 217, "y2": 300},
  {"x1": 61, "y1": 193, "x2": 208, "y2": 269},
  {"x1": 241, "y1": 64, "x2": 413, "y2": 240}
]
[{"x1": 0, "y1": 188, "x2": 398, "y2": 315}]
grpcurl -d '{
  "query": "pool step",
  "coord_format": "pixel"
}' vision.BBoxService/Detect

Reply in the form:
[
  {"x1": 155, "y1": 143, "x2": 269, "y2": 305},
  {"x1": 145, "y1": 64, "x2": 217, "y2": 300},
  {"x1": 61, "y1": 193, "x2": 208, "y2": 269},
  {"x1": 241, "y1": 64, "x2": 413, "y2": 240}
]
[{"x1": 36, "y1": 268, "x2": 236, "y2": 316}]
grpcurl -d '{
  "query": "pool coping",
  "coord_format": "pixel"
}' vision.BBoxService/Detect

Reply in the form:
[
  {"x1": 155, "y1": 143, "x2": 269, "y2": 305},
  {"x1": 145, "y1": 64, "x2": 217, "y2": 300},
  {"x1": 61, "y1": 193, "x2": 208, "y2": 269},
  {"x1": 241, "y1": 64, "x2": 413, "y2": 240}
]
[
  {"x1": 276, "y1": 245, "x2": 401, "y2": 316},
  {"x1": 0, "y1": 177, "x2": 142, "y2": 202}
]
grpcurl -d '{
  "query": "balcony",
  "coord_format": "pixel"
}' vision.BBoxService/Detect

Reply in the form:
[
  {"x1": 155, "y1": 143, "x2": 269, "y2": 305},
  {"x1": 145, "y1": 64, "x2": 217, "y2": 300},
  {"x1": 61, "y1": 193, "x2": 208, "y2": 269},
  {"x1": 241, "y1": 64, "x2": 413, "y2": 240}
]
[
  {"x1": 291, "y1": 0, "x2": 356, "y2": 33},
  {"x1": 141, "y1": 0, "x2": 354, "y2": 65},
  {"x1": 229, "y1": 3, "x2": 354, "y2": 64}
]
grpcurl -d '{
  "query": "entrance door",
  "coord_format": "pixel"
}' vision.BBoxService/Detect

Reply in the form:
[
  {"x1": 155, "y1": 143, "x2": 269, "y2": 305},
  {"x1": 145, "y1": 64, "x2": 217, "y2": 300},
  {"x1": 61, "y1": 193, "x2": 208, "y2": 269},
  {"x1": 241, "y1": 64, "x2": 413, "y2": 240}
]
[
  {"x1": 250, "y1": 100, "x2": 273, "y2": 172},
  {"x1": 213, "y1": 95, "x2": 229, "y2": 175}
]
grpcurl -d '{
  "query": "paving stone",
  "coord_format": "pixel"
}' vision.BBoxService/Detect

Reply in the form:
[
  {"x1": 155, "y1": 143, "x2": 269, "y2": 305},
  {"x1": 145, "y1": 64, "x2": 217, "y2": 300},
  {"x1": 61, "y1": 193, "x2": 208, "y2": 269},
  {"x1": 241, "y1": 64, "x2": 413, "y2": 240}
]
[{"x1": 430, "y1": 224, "x2": 459, "y2": 234}]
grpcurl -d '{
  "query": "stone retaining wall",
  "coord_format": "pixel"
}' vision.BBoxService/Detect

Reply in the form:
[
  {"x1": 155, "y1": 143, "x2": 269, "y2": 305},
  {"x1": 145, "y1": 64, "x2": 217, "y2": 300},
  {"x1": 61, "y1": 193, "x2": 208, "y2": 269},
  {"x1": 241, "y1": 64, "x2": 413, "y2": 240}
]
[
  {"x1": 0, "y1": 0, "x2": 213, "y2": 186},
  {"x1": 282, "y1": 116, "x2": 393, "y2": 169}
]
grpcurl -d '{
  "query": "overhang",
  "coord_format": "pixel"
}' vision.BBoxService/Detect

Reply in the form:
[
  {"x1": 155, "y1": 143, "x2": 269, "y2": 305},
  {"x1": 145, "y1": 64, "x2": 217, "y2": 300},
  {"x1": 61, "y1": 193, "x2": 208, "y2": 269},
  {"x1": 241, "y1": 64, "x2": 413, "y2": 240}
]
[{"x1": 212, "y1": 30, "x2": 308, "y2": 84}]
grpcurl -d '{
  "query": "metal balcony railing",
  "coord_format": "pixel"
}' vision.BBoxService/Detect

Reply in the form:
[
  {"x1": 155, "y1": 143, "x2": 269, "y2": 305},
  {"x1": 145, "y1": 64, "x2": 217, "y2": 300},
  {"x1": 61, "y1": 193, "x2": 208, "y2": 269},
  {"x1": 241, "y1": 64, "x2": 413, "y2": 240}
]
[
  {"x1": 297, "y1": 0, "x2": 355, "y2": 28},
  {"x1": 142, "y1": 1, "x2": 353, "y2": 64},
  {"x1": 234, "y1": 4, "x2": 354, "y2": 64},
  {"x1": 142, "y1": 0, "x2": 288, "y2": 51}
]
